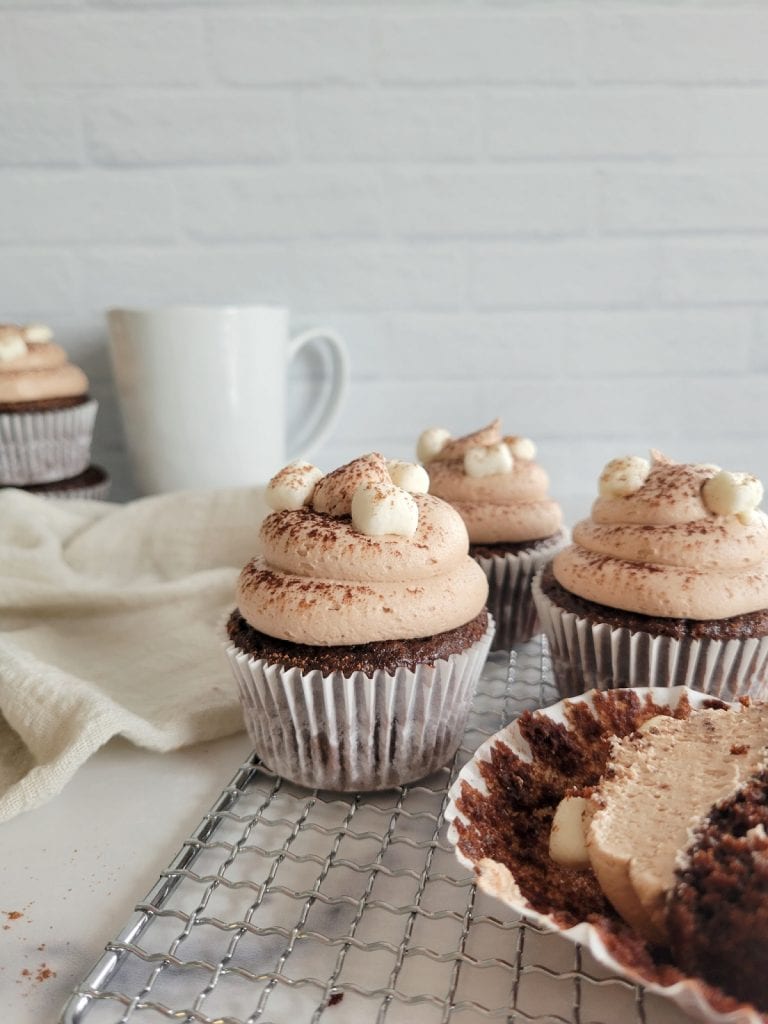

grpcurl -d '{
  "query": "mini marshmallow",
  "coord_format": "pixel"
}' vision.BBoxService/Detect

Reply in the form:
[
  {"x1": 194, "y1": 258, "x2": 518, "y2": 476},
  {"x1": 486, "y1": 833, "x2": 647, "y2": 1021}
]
[
  {"x1": 702, "y1": 470, "x2": 764, "y2": 518},
  {"x1": 386, "y1": 459, "x2": 429, "y2": 494},
  {"x1": 22, "y1": 323, "x2": 53, "y2": 344},
  {"x1": 0, "y1": 327, "x2": 27, "y2": 363},
  {"x1": 464, "y1": 442, "x2": 513, "y2": 479},
  {"x1": 598, "y1": 455, "x2": 651, "y2": 498},
  {"x1": 266, "y1": 460, "x2": 323, "y2": 511},
  {"x1": 417, "y1": 427, "x2": 451, "y2": 464},
  {"x1": 351, "y1": 481, "x2": 419, "y2": 538},
  {"x1": 504, "y1": 435, "x2": 536, "y2": 461},
  {"x1": 549, "y1": 796, "x2": 590, "y2": 869}
]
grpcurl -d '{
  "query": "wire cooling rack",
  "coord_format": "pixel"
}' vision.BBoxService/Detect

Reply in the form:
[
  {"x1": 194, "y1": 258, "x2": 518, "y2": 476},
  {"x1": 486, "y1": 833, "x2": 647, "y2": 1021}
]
[{"x1": 60, "y1": 639, "x2": 682, "y2": 1024}]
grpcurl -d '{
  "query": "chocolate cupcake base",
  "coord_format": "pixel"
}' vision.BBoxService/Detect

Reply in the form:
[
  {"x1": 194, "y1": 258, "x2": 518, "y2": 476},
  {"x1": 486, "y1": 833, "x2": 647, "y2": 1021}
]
[
  {"x1": 3, "y1": 464, "x2": 111, "y2": 500},
  {"x1": 533, "y1": 566, "x2": 768, "y2": 701},
  {"x1": 0, "y1": 397, "x2": 97, "y2": 485},
  {"x1": 224, "y1": 611, "x2": 495, "y2": 792},
  {"x1": 471, "y1": 530, "x2": 567, "y2": 650}
]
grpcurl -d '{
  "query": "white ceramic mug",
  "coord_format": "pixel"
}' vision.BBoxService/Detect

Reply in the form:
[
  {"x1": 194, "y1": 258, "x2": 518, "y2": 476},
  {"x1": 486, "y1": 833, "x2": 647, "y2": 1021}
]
[{"x1": 107, "y1": 305, "x2": 348, "y2": 494}]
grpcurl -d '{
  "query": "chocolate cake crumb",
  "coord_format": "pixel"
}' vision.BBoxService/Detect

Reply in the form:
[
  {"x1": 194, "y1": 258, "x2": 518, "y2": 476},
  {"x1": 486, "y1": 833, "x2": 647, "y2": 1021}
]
[
  {"x1": 0, "y1": 393, "x2": 90, "y2": 413},
  {"x1": 470, "y1": 530, "x2": 565, "y2": 559},
  {"x1": 540, "y1": 564, "x2": 768, "y2": 641},
  {"x1": 227, "y1": 608, "x2": 489, "y2": 675}
]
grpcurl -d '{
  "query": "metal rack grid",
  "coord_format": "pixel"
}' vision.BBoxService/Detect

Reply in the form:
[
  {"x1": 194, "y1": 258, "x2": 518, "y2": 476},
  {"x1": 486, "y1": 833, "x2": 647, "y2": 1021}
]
[{"x1": 60, "y1": 639, "x2": 683, "y2": 1024}]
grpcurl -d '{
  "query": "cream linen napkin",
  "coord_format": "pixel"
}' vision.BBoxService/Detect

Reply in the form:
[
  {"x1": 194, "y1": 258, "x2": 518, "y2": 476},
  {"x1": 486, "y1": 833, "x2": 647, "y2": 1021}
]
[{"x1": 0, "y1": 486, "x2": 267, "y2": 822}]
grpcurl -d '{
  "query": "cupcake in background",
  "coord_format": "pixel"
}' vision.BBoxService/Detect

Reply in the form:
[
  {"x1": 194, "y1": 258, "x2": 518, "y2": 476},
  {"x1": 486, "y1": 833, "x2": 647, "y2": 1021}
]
[
  {"x1": 533, "y1": 450, "x2": 768, "y2": 699},
  {"x1": 0, "y1": 323, "x2": 109, "y2": 498},
  {"x1": 417, "y1": 419, "x2": 565, "y2": 649},
  {"x1": 225, "y1": 453, "x2": 494, "y2": 791}
]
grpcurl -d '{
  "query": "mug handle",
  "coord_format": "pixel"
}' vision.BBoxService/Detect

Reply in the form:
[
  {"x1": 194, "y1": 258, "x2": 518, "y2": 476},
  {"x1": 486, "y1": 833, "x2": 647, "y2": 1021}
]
[{"x1": 287, "y1": 327, "x2": 349, "y2": 459}]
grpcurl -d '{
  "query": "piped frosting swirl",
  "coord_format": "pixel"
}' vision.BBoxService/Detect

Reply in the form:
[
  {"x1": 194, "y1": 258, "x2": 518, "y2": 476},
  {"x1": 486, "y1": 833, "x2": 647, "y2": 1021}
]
[
  {"x1": 238, "y1": 453, "x2": 489, "y2": 646},
  {"x1": 554, "y1": 451, "x2": 768, "y2": 620},
  {"x1": 418, "y1": 419, "x2": 562, "y2": 544},
  {"x1": 0, "y1": 323, "x2": 88, "y2": 404}
]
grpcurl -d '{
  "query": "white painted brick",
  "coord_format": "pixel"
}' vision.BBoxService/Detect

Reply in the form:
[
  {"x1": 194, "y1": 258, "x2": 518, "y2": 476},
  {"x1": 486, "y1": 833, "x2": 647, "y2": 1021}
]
[
  {"x1": 177, "y1": 169, "x2": 381, "y2": 240},
  {"x1": 0, "y1": 249, "x2": 79, "y2": 316},
  {"x1": 375, "y1": 310, "x2": 750, "y2": 381},
  {"x1": 296, "y1": 90, "x2": 480, "y2": 162},
  {"x1": 80, "y1": 246, "x2": 295, "y2": 309},
  {"x1": 86, "y1": 94, "x2": 292, "y2": 164},
  {"x1": 13, "y1": 14, "x2": 205, "y2": 86},
  {"x1": 374, "y1": 14, "x2": 579, "y2": 83},
  {"x1": 210, "y1": 15, "x2": 371, "y2": 84},
  {"x1": 659, "y1": 242, "x2": 768, "y2": 304},
  {"x1": 0, "y1": 100, "x2": 84, "y2": 165},
  {"x1": 385, "y1": 168, "x2": 591, "y2": 238},
  {"x1": 599, "y1": 167, "x2": 768, "y2": 234},
  {"x1": 469, "y1": 242, "x2": 659, "y2": 309},
  {"x1": 485, "y1": 91, "x2": 694, "y2": 159},
  {"x1": 0, "y1": 172, "x2": 177, "y2": 242},
  {"x1": 293, "y1": 244, "x2": 464, "y2": 311},
  {"x1": 753, "y1": 312, "x2": 768, "y2": 372},
  {"x1": 588, "y1": 11, "x2": 768, "y2": 84},
  {"x1": 689, "y1": 90, "x2": 768, "y2": 158}
]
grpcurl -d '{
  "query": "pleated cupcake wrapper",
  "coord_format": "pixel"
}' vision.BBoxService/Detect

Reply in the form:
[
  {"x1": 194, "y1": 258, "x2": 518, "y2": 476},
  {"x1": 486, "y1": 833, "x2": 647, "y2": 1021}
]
[
  {"x1": 532, "y1": 570, "x2": 768, "y2": 702},
  {"x1": 37, "y1": 472, "x2": 111, "y2": 501},
  {"x1": 0, "y1": 399, "x2": 98, "y2": 485},
  {"x1": 474, "y1": 532, "x2": 568, "y2": 650},
  {"x1": 225, "y1": 616, "x2": 495, "y2": 792}
]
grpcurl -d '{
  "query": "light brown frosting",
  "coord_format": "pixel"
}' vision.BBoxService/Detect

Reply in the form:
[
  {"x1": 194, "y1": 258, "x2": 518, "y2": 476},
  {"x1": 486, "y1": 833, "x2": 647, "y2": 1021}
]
[
  {"x1": 238, "y1": 456, "x2": 489, "y2": 646},
  {"x1": 586, "y1": 705, "x2": 768, "y2": 944},
  {"x1": 0, "y1": 328, "x2": 88, "y2": 404},
  {"x1": 554, "y1": 453, "x2": 768, "y2": 619},
  {"x1": 423, "y1": 420, "x2": 562, "y2": 543}
]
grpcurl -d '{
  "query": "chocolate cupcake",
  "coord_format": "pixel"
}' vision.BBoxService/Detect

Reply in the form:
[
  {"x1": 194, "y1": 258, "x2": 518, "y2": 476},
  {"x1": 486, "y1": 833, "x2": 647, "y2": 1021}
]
[
  {"x1": 2, "y1": 464, "x2": 111, "y2": 501},
  {"x1": 533, "y1": 451, "x2": 768, "y2": 699},
  {"x1": 225, "y1": 453, "x2": 494, "y2": 791},
  {"x1": 416, "y1": 419, "x2": 565, "y2": 648},
  {"x1": 0, "y1": 323, "x2": 97, "y2": 485},
  {"x1": 667, "y1": 768, "x2": 768, "y2": 1012}
]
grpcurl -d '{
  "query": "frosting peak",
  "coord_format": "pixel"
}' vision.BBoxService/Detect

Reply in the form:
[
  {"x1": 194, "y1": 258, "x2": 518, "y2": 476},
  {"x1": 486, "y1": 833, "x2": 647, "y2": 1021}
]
[
  {"x1": 554, "y1": 452, "x2": 768, "y2": 619},
  {"x1": 237, "y1": 457, "x2": 489, "y2": 646},
  {"x1": 0, "y1": 323, "x2": 88, "y2": 404},
  {"x1": 419, "y1": 420, "x2": 562, "y2": 544}
]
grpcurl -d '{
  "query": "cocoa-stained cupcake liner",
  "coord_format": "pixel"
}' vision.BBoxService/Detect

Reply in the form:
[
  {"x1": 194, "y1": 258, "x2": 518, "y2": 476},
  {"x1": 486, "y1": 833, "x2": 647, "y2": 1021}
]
[
  {"x1": 224, "y1": 615, "x2": 495, "y2": 792},
  {"x1": 474, "y1": 532, "x2": 568, "y2": 650},
  {"x1": 0, "y1": 399, "x2": 98, "y2": 485},
  {"x1": 532, "y1": 570, "x2": 768, "y2": 702}
]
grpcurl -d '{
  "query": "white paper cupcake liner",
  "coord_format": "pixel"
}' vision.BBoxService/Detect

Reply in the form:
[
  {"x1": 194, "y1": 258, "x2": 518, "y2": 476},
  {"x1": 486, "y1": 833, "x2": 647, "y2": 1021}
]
[
  {"x1": 0, "y1": 399, "x2": 98, "y2": 485},
  {"x1": 445, "y1": 688, "x2": 764, "y2": 1024},
  {"x1": 532, "y1": 570, "x2": 768, "y2": 701},
  {"x1": 224, "y1": 615, "x2": 495, "y2": 792},
  {"x1": 474, "y1": 531, "x2": 568, "y2": 650}
]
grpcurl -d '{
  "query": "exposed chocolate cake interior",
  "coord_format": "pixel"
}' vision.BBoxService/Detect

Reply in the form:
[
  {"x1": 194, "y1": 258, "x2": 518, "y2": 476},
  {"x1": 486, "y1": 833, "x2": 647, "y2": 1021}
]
[
  {"x1": 0, "y1": 393, "x2": 90, "y2": 413},
  {"x1": 470, "y1": 529, "x2": 565, "y2": 560}
]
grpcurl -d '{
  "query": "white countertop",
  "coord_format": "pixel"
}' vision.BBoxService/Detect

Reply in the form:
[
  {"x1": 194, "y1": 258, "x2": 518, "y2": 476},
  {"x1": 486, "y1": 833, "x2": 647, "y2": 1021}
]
[{"x1": 2, "y1": 730, "x2": 252, "y2": 1023}]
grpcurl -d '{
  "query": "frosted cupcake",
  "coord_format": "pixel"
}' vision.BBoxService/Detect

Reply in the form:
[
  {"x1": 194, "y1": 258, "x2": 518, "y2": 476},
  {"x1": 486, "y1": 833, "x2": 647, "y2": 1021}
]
[
  {"x1": 417, "y1": 419, "x2": 565, "y2": 648},
  {"x1": 0, "y1": 323, "x2": 98, "y2": 486},
  {"x1": 225, "y1": 453, "x2": 494, "y2": 791},
  {"x1": 533, "y1": 450, "x2": 768, "y2": 699}
]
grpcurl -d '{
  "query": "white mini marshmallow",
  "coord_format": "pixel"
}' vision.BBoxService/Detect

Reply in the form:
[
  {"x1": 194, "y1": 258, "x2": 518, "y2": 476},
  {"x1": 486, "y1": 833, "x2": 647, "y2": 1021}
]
[
  {"x1": 351, "y1": 481, "x2": 419, "y2": 538},
  {"x1": 22, "y1": 323, "x2": 53, "y2": 344},
  {"x1": 417, "y1": 427, "x2": 451, "y2": 464},
  {"x1": 598, "y1": 455, "x2": 651, "y2": 498},
  {"x1": 0, "y1": 328, "x2": 27, "y2": 363},
  {"x1": 464, "y1": 442, "x2": 513, "y2": 478},
  {"x1": 266, "y1": 460, "x2": 324, "y2": 511},
  {"x1": 549, "y1": 796, "x2": 590, "y2": 869},
  {"x1": 386, "y1": 459, "x2": 429, "y2": 494},
  {"x1": 702, "y1": 470, "x2": 764, "y2": 517},
  {"x1": 504, "y1": 435, "x2": 537, "y2": 461}
]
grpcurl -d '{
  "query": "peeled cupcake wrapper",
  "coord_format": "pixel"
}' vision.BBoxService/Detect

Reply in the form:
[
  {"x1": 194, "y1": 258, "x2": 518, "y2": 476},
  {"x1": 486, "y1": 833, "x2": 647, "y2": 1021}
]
[
  {"x1": 532, "y1": 569, "x2": 768, "y2": 702},
  {"x1": 0, "y1": 399, "x2": 98, "y2": 486},
  {"x1": 225, "y1": 615, "x2": 495, "y2": 792},
  {"x1": 474, "y1": 532, "x2": 568, "y2": 650}
]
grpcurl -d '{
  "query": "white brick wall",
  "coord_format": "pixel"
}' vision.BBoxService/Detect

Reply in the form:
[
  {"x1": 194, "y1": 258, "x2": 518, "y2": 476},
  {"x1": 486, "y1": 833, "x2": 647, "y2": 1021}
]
[{"x1": 0, "y1": 0, "x2": 767, "y2": 513}]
